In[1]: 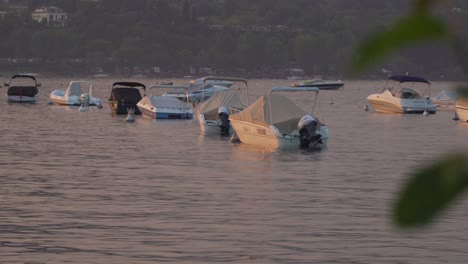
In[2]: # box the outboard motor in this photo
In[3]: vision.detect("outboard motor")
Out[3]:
[80,93,90,106]
[217,106,231,136]
[126,107,135,122]
[298,115,322,148]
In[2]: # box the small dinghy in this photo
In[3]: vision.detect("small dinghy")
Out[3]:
[49,80,102,106]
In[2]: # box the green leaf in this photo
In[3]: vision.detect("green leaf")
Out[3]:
[413,0,438,12]
[350,12,449,74]
[393,154,468,228]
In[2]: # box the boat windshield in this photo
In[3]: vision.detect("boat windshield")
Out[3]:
[395,87,422,99]
[383,79,430,97]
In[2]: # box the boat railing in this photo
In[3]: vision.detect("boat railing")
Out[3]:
[229,107,244,116]
[201,76,249,105]
[270,86,319,94]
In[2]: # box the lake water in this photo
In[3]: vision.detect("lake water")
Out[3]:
[1,78,468,264]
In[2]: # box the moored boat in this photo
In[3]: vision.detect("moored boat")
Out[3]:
[291,79,344,90]
[5,74,40,103]
[162,76,234,102]
[49,80,102,106]
[197,77,249,136]
[366,75,436,114]
[108,81,146,115]
[137,85,193,119]
[230,87,328,150]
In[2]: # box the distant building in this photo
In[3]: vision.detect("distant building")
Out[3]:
[31,6,67,27]
[251,25,271,32]
[275,25,289,31]
[231,25,246,31]
[208,24,224,31]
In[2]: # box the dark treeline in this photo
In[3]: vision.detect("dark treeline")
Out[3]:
[1,0,467,79]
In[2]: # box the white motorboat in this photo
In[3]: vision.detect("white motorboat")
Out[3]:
[108,81,146,115]
[230,87,328,150]
[291,79,344,90]
[162,76,234,102]
[197,77,249,136]
[4,74,40,102]
[137,85,193,119]
[455,98,468,122]
[366,75,436,114]
[49,81,102,106]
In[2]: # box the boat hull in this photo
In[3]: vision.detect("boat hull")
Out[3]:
[456,101,468,122]
[49,90,102,106]
[6,95,37,103]
[367,95,436,114]
[198,114,234,135]
[109,101,142,115]
[138,105,193,119]
[230,119,328,149]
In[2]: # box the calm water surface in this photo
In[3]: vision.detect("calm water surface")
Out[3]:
[1,78,468,264]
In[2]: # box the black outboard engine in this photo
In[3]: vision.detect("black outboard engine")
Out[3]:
[298,115,322,148]
[217,106,231,136]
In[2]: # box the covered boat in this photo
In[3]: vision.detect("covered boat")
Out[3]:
[4,74,40,102]
[137,85,193,119]
[366,75,436,114]
[197,77,249,136]
[108,82,146,115]
[198,90,246,136]
[49,81,102,106]
[230,87,328,149]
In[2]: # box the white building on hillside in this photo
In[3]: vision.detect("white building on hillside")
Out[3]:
[31,6,67,27]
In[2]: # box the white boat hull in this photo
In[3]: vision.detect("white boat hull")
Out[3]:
[230,119,328,149]
[7,95,38,102]
[198,113,234,135]
[456,103,468,122]
[367,94,436,114]
[137,103,193,119]
[49,89,102,106]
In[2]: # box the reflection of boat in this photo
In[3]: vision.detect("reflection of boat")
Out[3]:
[431,89,457,109]
[366,75,436,114]
[137,85,193,119]
[108,82,146,115]
[455,98,468,122]
[162,76,234,102]
[198,77,248,136]
[49,81,102,106]
[4,74,40,102]
[230,87,328,150]
[291,79,344,90]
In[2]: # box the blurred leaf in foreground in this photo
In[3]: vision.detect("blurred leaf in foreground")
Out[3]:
[413,0,438,12]
[393,154,468,228]
[350,12,449,74]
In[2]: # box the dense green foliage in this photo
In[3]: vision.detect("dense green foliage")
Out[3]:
[351,0,468,229]
[1,0,467,77]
